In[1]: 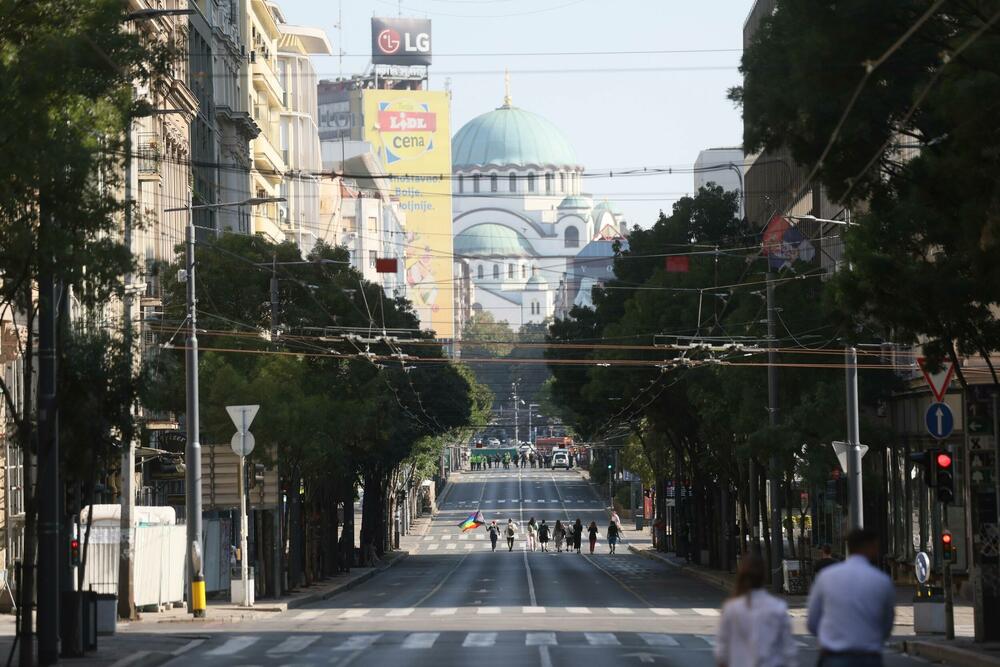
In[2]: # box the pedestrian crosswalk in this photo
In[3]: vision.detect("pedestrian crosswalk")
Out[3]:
[284,605,721,621]
[189,630,814,658]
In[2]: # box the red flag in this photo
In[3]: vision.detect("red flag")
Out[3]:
[375,258,398,274]
[665,256,690,273]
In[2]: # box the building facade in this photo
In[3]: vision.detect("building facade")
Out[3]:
[451,93,626,331]
[693,147,744,219]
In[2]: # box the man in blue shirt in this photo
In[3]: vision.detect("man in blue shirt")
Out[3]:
[807,528,895,666]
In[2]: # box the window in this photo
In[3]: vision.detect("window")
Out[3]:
[531,301,540,315]
[477,264,484,279]
[508,263,515,278]
[527,173,536,193]
[564,226,580,248]
[509,172,517,192]
[521,264,527,278]
[473,174,481,193]
[560,173,566,193]
[493,264,500,280]
[545,173,553,194]
[458,174,464,193]
[369,250,377,267]
[491,174,498,192]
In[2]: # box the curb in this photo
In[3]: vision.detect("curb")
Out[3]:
[628,545,732,592]
[902,640,1000,667]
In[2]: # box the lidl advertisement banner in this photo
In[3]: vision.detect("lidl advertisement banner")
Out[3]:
[362,90,453,338]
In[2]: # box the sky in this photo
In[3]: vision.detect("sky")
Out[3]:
[276,0,750,228]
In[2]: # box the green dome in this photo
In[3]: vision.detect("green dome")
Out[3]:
[559,195,593,210]
[455,224,536,257]
[526,273,548,289]
[453,105,580,170]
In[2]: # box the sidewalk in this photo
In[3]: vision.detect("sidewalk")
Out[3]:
[0,550,409,666]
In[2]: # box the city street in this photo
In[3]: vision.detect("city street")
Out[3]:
[115,470,928,667]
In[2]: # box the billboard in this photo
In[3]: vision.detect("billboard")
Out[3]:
[362,90,453,338]
[371,17,432,65]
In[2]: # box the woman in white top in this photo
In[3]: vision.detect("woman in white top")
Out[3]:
[715,553,797,667]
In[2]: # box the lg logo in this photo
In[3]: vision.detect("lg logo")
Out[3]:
[378,28,430,55]
[377,28,401,55]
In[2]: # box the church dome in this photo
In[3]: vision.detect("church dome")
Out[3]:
[453,105,580,171]
[526,272,549,289]
[558,195,593,210]
[455,223,536,257]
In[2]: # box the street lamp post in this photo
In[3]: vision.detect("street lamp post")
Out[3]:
[527,403,540,448]
[164,196,284,617]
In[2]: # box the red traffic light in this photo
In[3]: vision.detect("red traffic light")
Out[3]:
[70,539,79,550]
[936,453,952,468]
[942,532,953,545]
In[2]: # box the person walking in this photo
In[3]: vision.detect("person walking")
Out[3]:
[572,519,583,553]
[553,520,566,553]
[587,521,599,554]
[505,518,519,552]
[814,544,837,575]
[526,517,538,552]
[486,520,501,552]
[714,553,797,667]
[606,520,620,554]
[807,528,895,667]
[538,520,550,552]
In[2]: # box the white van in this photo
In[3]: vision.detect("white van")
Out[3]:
[551,449,569,469]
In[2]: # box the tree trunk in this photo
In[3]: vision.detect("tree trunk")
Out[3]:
[18,298,36,667]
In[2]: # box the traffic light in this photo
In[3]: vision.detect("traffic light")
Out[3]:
[941,530,954,562]
[70,538,80,566]
[251,463,266,488]
[909,449,939,487]
[935,450,954,503]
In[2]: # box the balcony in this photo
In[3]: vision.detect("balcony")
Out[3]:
[253,212,284,244]
[253,133,286,177]
[252,57,284,108]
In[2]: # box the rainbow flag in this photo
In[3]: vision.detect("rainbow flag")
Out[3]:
[458,510,486,532]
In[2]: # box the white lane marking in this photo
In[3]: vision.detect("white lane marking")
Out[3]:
[523,549,538,606]
[650,608,678,616]
[339,609,370,619]
[332,634,382,651]
[402,632,440,649]
[794,638,809,647]
[268,635,320,654]
[459,534,469,541]
[640,633,680,647]
[540,645,554,667]
[477,606,501,615]
[171,639,206,656]
[423,536,434,541]
[693,608,720,617]
[446,543,458,551]
[386,607,415,617]
[205,636,259,656]
[498,499,506,503]
[696,634,717,647]
[584,632,620,646]
[608,607,634,615]
[441,535,452,541]
[464,544,474,550]
[431,607,457,616]
[427,544,439,551]
[463,632,497,647]
[295,610,325,620]
[526,632,557,646]
[522,606,547,614]
[566,607,591,614]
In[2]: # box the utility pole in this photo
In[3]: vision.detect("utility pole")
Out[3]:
[268,260,282,598]
[184,212,206,617]
[118,120,137,622]
[37,211,60,665]
[845,347,864,529]
[766,272,784,593]
[513,382,519,445]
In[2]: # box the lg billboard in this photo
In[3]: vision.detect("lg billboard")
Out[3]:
[371,17,432,65]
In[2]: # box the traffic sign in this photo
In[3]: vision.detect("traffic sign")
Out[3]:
[918,357,955,402]
[925,402,954,439]
[832,440,869,473]
[226,404,259,433]
[915,551,931,584]
[231,431,255,457]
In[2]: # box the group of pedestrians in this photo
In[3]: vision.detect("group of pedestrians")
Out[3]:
[483,514,622,554]
[714,528,895,667]
[469,451,560,470]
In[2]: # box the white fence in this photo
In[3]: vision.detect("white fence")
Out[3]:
[79,525,186,608]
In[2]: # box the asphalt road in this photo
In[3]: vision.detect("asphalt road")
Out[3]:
[145,469,927,667]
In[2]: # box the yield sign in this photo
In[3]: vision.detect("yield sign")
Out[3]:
[832,440,869,473]
[917,357,955,402]
[226,404,260,433]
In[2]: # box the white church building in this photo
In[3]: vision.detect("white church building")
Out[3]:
[452,90,627,331]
